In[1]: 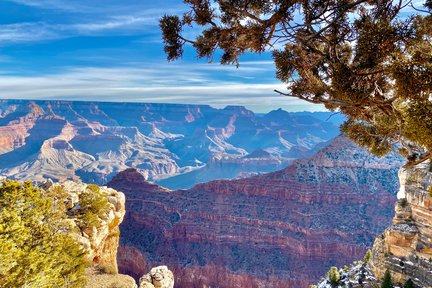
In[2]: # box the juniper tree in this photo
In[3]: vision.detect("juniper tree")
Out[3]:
[381,269,394,288]
[0,180,87,287]
[160,0,432,166]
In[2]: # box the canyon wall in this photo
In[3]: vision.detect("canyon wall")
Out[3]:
[109,136,403,288]
[370,163,432,287]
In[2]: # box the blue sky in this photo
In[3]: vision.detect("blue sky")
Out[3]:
[0,0,327,112]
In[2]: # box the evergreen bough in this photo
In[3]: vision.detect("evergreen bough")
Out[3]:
[160,0,432,167]
[381,269,394,288]
[0,180,87,287]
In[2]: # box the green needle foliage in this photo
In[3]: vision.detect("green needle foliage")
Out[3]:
[160,0,432,166]
[0,180,87,288]
[381,269,394,288]
[77,184,111,229]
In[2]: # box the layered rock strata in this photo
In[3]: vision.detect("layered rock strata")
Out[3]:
[109,136,403,287]
[370,163,432,287]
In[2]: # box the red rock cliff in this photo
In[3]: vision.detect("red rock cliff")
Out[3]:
[108,137,403,288]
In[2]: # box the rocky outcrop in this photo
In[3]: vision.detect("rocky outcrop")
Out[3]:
[139,266,174,288]
[109,136,403,288]
[42,181,126,273]
[84,267,137,288]
[370,163,432,287]
[315,260,378,288]
[39,180,175,288]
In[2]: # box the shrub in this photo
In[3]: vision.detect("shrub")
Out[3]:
[403,279,414,288]
[363,249,372,263]
[400,198,408,208]
[77,184,111,229]
[328,266,340,287]
[0,180,87,287]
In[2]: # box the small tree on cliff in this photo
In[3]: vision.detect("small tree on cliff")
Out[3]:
[0,180,87,287]
[160,0,432,166]
[328,266,340,287]
[381,269,394,288]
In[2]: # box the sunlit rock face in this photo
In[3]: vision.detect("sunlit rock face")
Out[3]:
[43,181,126,273]
[0,100,342,186]
[370,163,432,287]
[109,136,403,288]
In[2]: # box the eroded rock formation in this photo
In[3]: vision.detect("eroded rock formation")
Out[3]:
[109,136,403,288]
[0,100,342,186]
[139,266,174,288]
[370,163,432,287]
[42,181,126,273]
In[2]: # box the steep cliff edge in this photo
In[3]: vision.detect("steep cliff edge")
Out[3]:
[316,163,432,288]
[43,181,126,273]
[39,180,139,287]
[370,163,432,287]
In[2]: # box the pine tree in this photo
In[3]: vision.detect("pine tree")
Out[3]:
[381,269,394,288]
[0,180,88,287]
[160,1,432,166]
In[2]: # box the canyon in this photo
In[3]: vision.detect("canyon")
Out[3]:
[108,136,403,288]
[0,100,342,187]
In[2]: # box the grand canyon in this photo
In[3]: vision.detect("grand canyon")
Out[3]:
[0,100,422,287]
[0,99,342,187]
[108,136,403,287]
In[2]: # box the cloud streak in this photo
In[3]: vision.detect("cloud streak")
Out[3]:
[0,64,324,112]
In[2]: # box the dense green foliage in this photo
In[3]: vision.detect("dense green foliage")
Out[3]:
[160,0,432,165]
[381,269,394,288]
[403,279,414,288]
[327,266,340,287]
[77,184,111,229]
[0,180,87,287]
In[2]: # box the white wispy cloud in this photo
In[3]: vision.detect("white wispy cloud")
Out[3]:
[0,1,183,45]
[0,64,324,112]
[0,22,59,44]
[5,0,83,11]
[0,16,158,45]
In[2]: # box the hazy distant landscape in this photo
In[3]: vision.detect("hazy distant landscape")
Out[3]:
[0,99,343,188]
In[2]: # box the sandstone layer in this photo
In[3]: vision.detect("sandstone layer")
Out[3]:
[370,163,432,287]
[109,136,403,288]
